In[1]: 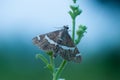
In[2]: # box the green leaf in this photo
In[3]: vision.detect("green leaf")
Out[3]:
[75,8,82,16]
[69,5,82,19]
[36,54,49,65]
[68,11,75,19]
[70,5,78,11]
[75,25,87,45]
[46,64,53,72]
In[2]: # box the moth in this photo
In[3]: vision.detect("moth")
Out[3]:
[32,26,81,63]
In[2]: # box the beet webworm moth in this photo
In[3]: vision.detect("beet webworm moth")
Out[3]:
[32,26,81,63]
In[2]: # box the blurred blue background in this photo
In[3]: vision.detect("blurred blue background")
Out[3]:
[0,0,120,80]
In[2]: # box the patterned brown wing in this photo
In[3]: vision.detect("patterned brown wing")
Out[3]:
[58,46,81,63]
[32,26,81,63]
[46,30,62,43]
[56,29,75,47]
[32,30,62,57]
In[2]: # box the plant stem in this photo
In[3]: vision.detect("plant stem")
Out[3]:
[53,1,77,80]
[53,60,67,80]
[53,9,76,80]
[72,18,75,42]
[50,56,54,73]
[52,17,76,80]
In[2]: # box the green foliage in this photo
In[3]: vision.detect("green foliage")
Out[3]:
[36,54,49,65]
[68,1,83,42]
[68,1,86,45]
[75,25,87,45]
[69,5,82,20]
[36,53,54,72]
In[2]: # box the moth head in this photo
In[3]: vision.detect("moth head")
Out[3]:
[63,25,69,31]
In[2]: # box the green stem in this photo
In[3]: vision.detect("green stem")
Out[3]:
[53,1,77,80]
[72,19,76,42]
[50,56,54,73]
[53,11,76,80]
[53,60,67,80]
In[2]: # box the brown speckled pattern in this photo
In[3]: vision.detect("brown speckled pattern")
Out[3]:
[32,27,81,63]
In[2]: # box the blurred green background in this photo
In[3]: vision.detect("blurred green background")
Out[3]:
[0,0,120,80]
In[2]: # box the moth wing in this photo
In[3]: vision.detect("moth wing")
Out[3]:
[74,54,81,63]
[56,30,75,47]
[46,30,62,43]
[32,30,61,54]
[59,47,81,63]
[32,28,81,63]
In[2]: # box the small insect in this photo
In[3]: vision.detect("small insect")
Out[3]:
[32,26,81,63]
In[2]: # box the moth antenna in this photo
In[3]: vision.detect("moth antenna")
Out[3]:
[53,27,63,29]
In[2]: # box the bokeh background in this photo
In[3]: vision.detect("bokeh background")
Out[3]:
[0,0,120,80]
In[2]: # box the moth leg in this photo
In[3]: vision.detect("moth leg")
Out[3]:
[74,55,81,63]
